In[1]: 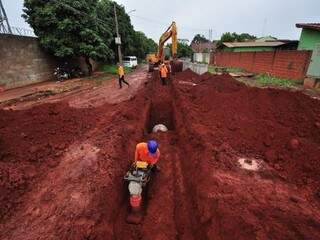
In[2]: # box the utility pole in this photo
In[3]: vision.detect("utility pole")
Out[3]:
[114,4,122,65]
[0,0,12,34]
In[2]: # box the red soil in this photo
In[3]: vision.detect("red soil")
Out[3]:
[0,68,320,240]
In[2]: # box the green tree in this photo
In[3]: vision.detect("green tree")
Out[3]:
[191,34,210,44]
[217,32,257,47]
[166,42,193,58]
[128,31,157,60]
[97,1,157,62]
[23,0,113,75]
[97,0,136,61]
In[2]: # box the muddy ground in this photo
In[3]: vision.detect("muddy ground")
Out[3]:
[0,66,320,240]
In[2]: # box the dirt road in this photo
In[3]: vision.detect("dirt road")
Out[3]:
[1,67,320,239]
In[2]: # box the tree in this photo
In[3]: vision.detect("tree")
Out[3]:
[128,31,157,60]
[23,0,113,75]
[97,0,135,61]
[166,42,193,58]
[217,32,257,47]
[191,34,210,44]
[96,1,157,61]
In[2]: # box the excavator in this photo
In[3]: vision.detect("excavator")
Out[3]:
[146,21,183,73]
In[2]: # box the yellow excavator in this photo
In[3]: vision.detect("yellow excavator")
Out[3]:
[147,21,182,72]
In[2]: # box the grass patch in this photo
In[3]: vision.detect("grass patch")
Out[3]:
[208,65,216,73]
[98,64,133,75]
[208,65,243,73]
[257,74,299,87]
[225,67,243,73]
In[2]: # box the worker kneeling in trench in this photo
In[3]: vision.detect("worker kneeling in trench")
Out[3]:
[124,140,160,223]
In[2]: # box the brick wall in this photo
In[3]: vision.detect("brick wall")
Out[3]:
[0,34,58,89]
[0,34,99,90]
[213,50,312,80]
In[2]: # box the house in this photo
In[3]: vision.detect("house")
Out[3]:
[296,23,320,51]
[296,23,320,83]
[219,39,298,52]
[191,42,217,63]
[191,41,217,53]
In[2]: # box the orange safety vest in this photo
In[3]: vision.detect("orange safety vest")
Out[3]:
[118,66,124,77]
[160,65,168,78]
[134,142,160,165]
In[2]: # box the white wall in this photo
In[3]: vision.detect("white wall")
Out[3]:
[193,53,210,64]
[182,61,208,75]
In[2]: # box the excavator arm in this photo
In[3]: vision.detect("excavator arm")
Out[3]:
[147,21,182,73]
[156,21,177,62]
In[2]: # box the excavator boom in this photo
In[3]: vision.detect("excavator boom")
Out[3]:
[147,21,182,73]
[156,21,177,62]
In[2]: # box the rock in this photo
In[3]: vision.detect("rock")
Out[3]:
[287,138,300,150]
[304,78,317,88]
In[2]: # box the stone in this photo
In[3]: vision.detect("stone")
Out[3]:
[287,138,300,150]
[303,78,317,88]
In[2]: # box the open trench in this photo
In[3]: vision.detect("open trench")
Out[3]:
[111,71,207,240]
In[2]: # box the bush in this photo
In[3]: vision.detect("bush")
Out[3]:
[257,74,298,87]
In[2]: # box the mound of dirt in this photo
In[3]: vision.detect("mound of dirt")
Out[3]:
[0,103,100,220]
[1,67,320,240]
[173,70,320,239]
[175,71,320,186]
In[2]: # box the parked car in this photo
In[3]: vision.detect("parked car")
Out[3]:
[123,56,138,68]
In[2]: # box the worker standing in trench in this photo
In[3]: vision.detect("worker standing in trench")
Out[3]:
[117,63,130,89]
[159,63,169,85]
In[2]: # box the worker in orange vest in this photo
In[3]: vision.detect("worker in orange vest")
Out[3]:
[117,63,130,89]
[134,140,160,167]
[159,63,168,85]
[129,140,160,213]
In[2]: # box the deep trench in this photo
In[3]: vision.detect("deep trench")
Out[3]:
[111,71,208,240]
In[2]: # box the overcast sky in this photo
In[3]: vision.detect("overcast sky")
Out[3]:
[3,0,320,42]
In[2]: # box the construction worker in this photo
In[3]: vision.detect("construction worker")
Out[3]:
[134,140,160,170]
[117,63,130,89]
[159,63,168,85]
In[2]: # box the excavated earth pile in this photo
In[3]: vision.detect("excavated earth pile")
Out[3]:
[173,70,320,239]
[0,68,320,240]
